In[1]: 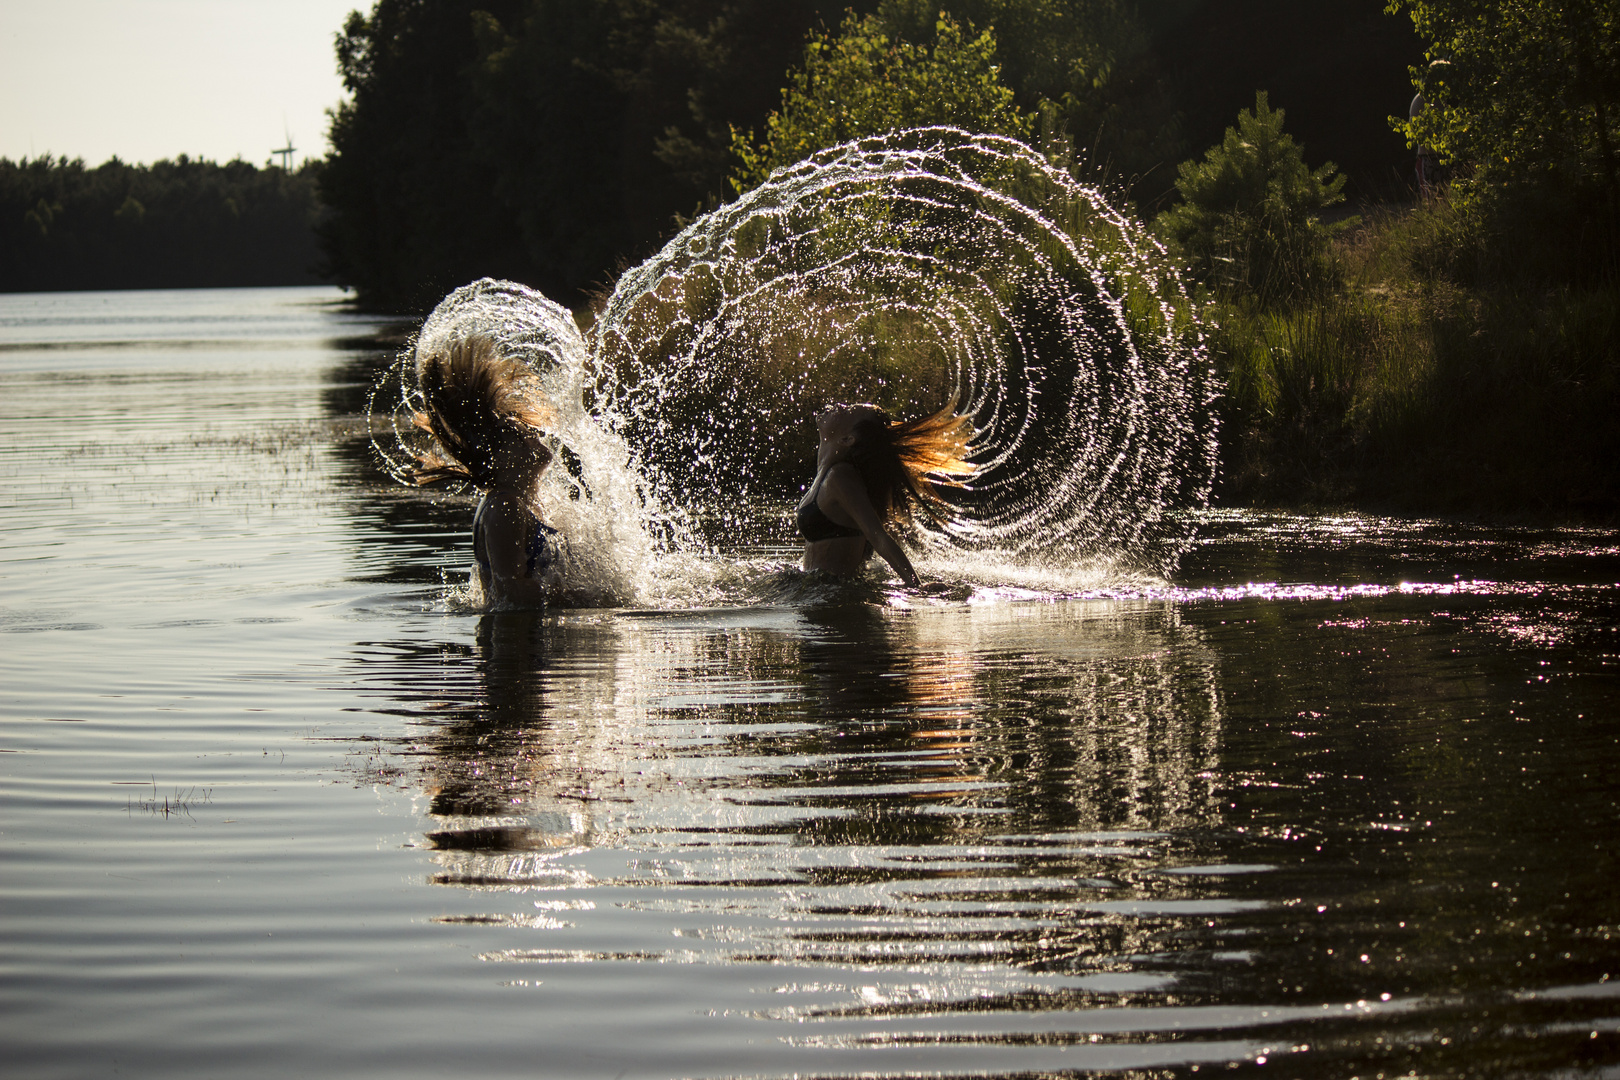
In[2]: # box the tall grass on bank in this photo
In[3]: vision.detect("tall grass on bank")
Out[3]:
[1210,197,1620,516]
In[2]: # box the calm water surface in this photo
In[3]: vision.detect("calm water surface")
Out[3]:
[2,287,1617,1078]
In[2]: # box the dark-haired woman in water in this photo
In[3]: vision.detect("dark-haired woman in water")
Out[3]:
[796,402,976,586]
[412,334,563,608]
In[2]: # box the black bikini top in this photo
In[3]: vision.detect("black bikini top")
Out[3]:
[796,474,864,542]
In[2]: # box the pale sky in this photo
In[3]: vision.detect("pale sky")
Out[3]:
[2,0,365,167]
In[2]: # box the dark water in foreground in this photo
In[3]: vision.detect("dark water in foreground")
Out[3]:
[2,287,1617,1079]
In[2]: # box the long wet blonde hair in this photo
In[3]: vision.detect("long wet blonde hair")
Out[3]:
[411,334,554,489]
[844,398,978,529]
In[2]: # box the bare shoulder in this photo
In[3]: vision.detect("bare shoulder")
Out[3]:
[478,491,529,541]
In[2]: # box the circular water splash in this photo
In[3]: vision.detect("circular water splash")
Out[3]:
[374,127,1219,601]
[590,127,1218,574]
[370,279,691,605]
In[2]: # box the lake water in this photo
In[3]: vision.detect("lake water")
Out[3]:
[2,286,1617,1079]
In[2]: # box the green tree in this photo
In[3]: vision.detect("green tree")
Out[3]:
[1388,0,1619,282]
[1156,92,1351,305]
[1389,0,1619,198]
[728,12,1033,194]
[875,0,1189,191]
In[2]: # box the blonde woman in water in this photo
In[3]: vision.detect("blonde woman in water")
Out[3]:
[796,401,977,586]
[412,334,563,607]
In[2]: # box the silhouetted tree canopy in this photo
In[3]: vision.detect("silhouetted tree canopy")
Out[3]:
[875,0,1423,207]
[316,0,1423,312]
[729,12,1033,193]
[1,156,323,293]
[319,0,878,312]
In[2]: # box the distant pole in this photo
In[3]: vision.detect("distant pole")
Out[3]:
[272,127,296,170]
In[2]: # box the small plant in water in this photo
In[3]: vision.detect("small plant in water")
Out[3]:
[345,741,409,787]
[126,778,212,819]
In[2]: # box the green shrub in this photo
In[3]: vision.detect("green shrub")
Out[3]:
[1156,92,1353,307]
[1208,202,1620,515]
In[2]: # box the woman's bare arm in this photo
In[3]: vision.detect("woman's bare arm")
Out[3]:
[819,464,920,586]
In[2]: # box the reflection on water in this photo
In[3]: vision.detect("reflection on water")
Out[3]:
[365,597,1223,843]
[3,288,1617,1079]
[355,601,1234,1029]
[345,573,1620,1076]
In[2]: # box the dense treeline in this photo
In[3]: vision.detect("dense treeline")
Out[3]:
[320,0,882,312]
[866,0,1422,207]
[320,0,1423,312]
[1,157,324,293]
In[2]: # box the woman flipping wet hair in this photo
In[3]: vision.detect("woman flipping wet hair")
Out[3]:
[412,334,563,607]
[796,401,977,586]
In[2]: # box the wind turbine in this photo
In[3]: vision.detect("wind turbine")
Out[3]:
[271,124,296,170]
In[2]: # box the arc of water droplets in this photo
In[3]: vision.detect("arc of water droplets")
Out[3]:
[590,126,1219,575]
[378,127,1220,594]
[373,278,686,604]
